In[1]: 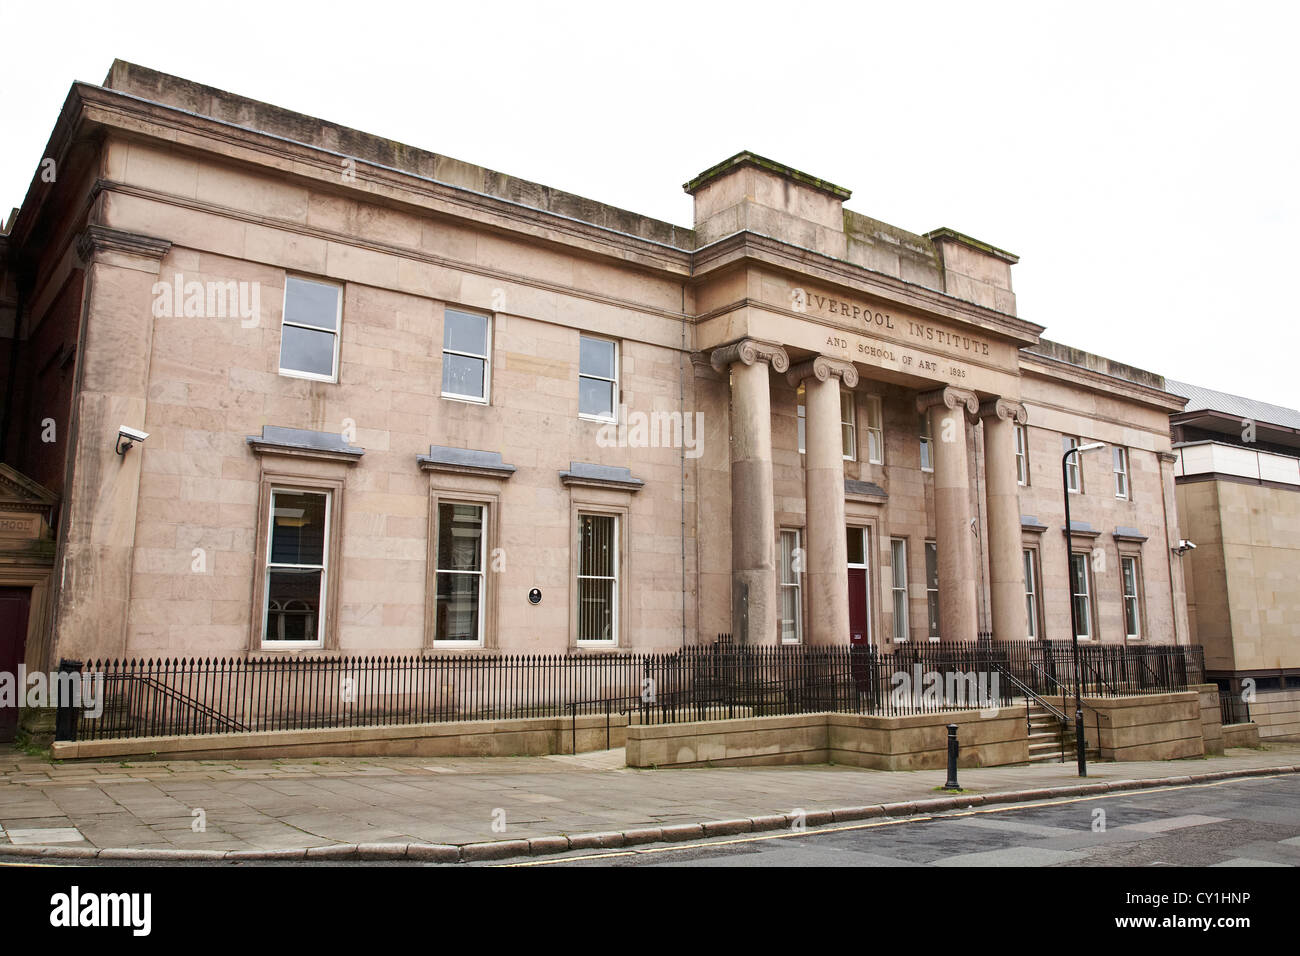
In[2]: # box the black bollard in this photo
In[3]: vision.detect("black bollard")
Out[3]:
[54,659,84,742]
[944,723,959,790]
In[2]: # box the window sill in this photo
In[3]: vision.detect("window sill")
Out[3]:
[279,368,338,384]
[441,393,490,406]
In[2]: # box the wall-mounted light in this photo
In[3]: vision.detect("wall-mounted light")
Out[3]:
[116,425,149,456]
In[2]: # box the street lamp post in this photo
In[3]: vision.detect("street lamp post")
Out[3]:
[1062,441,1105,777]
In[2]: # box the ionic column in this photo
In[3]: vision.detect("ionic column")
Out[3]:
[980,398,1029,641]
[710,339,789,644]
[787,356,858,645]
[917,386,980,642]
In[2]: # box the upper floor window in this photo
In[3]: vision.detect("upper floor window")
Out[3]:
[442,309,491,403]
[1070,551,1093,639]
[890,537,909,641]
[840,390,857,461]
[279,277,342,382]
[1023,548,1040,640]
[1063,436,1083,493]
[1113,446,1130,499]
[866,396,884,465]
[919,415,934,472]
[925,541,940,639]
[1015,423,1029,486]
[579,336,618,421]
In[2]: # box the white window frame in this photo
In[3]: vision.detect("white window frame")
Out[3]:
[1015,423,1029,486]
[278,277,342,383]
[779,528,803,644]
[576,512,619,645]
[1113,446,1130,500]
[890,537,909,642]
[1070,551,1093,640]
[1063,436,1082,493]
[920,414,934,473]
[578,335,619,423]
[1023,548,1039,640]
[262,487,331,649]
[441,308,492,404]
[840,389,857,461]
[432,501,488,646]
[1121,554,1142,641]
[925,540,940,640]
[866,395,884,465]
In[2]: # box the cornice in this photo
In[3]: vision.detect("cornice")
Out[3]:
[689,230,1044,347]
[1019,352,1187,413]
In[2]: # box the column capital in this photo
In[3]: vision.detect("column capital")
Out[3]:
[916,386,979,423]
[709,338,790,375]
[786,355,859,389]
[978,398,1028,424]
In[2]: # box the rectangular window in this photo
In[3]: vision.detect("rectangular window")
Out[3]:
[779,529,803,644]
[796,385,806,454]
[442,309,491,402]
[890,538,909,641]
[1015,423,1029,486]
[579,336,618,421]
[433,503,486,644]
[1063,436,1082,493]
[1023,548,1039,640]
[1121,555,1142,640]
[279,277,342,381]
[866,396,884,465]
[1070,551,1093,639]
[577,513,618,643]
[840,389,857,460]
[263,489,330,646]
[920,415,933,472]
[1113,446,1130,500]
[925,541,940,639]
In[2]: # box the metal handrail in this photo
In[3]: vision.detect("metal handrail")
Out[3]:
[112,673,250,734]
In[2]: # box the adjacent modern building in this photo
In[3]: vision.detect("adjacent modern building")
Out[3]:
[1168,380,1300,739]
[0,61,1194,685]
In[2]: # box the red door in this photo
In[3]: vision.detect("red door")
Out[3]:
[848,568,869,646]
[0,588,31,741]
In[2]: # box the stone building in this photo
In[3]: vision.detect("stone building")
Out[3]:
[1168,380,1300,739]
[0,61,1191,684]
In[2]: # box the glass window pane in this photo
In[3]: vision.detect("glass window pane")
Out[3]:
[893,590,908,638]
[434,572,481,642]
[781,588,800,642]
[845,527,864,565]
[270,492,327,565]
[264,568,322,642]
[578,577,614,641]
[579,376,614,418]
[442,352,485,398]
[780,531,797,585]
[283,277,340,331]
[842,423,856,458]
[437,504,483,571]
[579,514,615,577]
[579,337,615,379]
[443,310,488,356]
[926,544,939,589]
[868,430,882,464]
[280,324,336,377]
[891,540,907,589]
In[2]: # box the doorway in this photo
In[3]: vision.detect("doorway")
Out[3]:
[846,526,872,646]
[0,587,31,741]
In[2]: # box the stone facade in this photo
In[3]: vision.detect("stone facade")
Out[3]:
[0,61,1192,671]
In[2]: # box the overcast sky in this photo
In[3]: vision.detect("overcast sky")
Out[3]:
[2,1,1296,408]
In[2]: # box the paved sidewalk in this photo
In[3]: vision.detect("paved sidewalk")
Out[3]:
[1,743,1297,861]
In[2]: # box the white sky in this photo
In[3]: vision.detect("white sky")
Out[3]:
[2,0,1296,408]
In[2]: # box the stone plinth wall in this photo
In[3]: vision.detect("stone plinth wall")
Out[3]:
[1222,723,1261,748]
[1252,689,1300,741]
[1049,692,1206,761]
[1194,683,1225,755]
[624,708,1028,770]
[50,713,632,762]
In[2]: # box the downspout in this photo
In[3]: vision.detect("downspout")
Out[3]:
[1158,452,1182,646]
[680,281,687,648]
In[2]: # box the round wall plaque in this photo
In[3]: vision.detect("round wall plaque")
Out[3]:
[528,588,542,605]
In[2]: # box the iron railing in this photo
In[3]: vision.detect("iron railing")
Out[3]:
[1219,690,1251,726]
[65,640,1204,742]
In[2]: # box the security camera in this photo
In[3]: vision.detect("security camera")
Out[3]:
[1173,539,1197,556]
[116,425,149,456]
